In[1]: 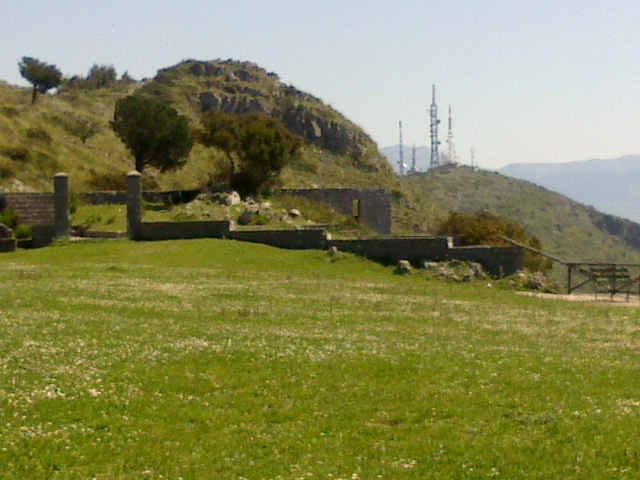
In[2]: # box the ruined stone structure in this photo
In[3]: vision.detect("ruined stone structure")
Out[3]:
[283,188,392,235]
[1,174,524,277]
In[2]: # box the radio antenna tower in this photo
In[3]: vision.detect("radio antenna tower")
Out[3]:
[446,105,457,165]
[411,144,417,173]
[398,121,404,176]
[429,84,441,169]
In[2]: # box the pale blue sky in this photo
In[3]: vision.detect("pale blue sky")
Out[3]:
[2,0,640,169]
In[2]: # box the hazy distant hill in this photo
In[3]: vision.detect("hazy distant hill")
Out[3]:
[499,155,640,223]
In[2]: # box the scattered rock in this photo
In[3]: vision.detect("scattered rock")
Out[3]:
[514,270,556,292]
[11,179,25,192]
[288,208,301,218]
[237,209,256,226]
[328,246,338,257]
[422,260,488,282]
[225,191,241,206]
[394,259,412,275]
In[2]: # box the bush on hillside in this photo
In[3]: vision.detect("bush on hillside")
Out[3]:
[0,207,18,229]
[26,127,53,145]
[0,145,29,162]
[86,170,159,192]
[437,210,553,273]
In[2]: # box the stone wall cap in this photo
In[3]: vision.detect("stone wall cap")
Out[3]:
[54,172,69,177]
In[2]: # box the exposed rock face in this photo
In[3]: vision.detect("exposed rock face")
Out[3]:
[171,59,373,158]
[199,92,271,116]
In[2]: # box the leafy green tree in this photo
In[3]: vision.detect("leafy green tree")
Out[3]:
[111,95,193,173]
[200,111,302,197]
[86,64,117,88]
[18,57,63,104]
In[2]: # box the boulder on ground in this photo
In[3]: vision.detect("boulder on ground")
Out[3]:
[237,209,256,226]
[288,208,301,218]
[394,259,412,275]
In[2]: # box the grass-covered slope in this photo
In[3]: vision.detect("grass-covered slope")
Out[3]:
[3,59,640,265]
[2,240,640,478]
[404,166,640,264]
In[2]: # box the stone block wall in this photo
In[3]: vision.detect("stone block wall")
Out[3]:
[229,228,328,250]
[138,221,231,241]
[329,236,450,265]
[448,246,525,277]
[283,188,392,235]
[0,193,55,225]
[0,238,16,253]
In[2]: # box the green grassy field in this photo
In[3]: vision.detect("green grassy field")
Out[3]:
[1,240,640,479]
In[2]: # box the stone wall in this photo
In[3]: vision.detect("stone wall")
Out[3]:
[138,221,231,241]
[329,236,450,265]
[1,193,55,225]
[283,188,392,235]
[0,238,16,253]
[229,228,328,250]
[448,246,525,277]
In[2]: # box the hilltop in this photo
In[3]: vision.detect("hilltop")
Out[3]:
[2,59,640,266]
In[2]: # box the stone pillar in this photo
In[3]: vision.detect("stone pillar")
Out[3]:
[126,171,142,240]
[54,172,70,238]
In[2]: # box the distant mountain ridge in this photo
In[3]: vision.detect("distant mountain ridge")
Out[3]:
[499,155,640,223]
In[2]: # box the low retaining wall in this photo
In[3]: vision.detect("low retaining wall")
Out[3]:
[1,193,55,225]
[329,236,450,265]
[139,221,231,241]
[448,246,525,277]
[0,238,16,253]
[229,228,328,250]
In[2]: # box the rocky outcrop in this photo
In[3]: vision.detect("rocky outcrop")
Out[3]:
[158,59,375,158]
[199,92,271,116]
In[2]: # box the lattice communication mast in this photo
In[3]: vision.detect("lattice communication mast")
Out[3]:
[398,121,404,176]
[411,144,417,174]
[446,105,457,165]
[429,84,441,169]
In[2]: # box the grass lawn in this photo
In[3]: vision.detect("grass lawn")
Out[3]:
[1,240,640,479]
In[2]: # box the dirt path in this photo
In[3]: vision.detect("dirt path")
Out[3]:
[517,291,640,307]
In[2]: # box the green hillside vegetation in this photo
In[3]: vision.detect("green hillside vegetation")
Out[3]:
[2,59,640,267]
[404,166,640,265]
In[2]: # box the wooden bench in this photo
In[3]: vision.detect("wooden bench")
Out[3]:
[588,266,632,300]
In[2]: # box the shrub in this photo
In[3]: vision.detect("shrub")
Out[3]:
[0,145,30,162]
[86,171,128,191]
[13,224,32,239]
[437,210,553,273]
[26,127,52,145]
[0,159,15,179]
[0,207,18,229]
